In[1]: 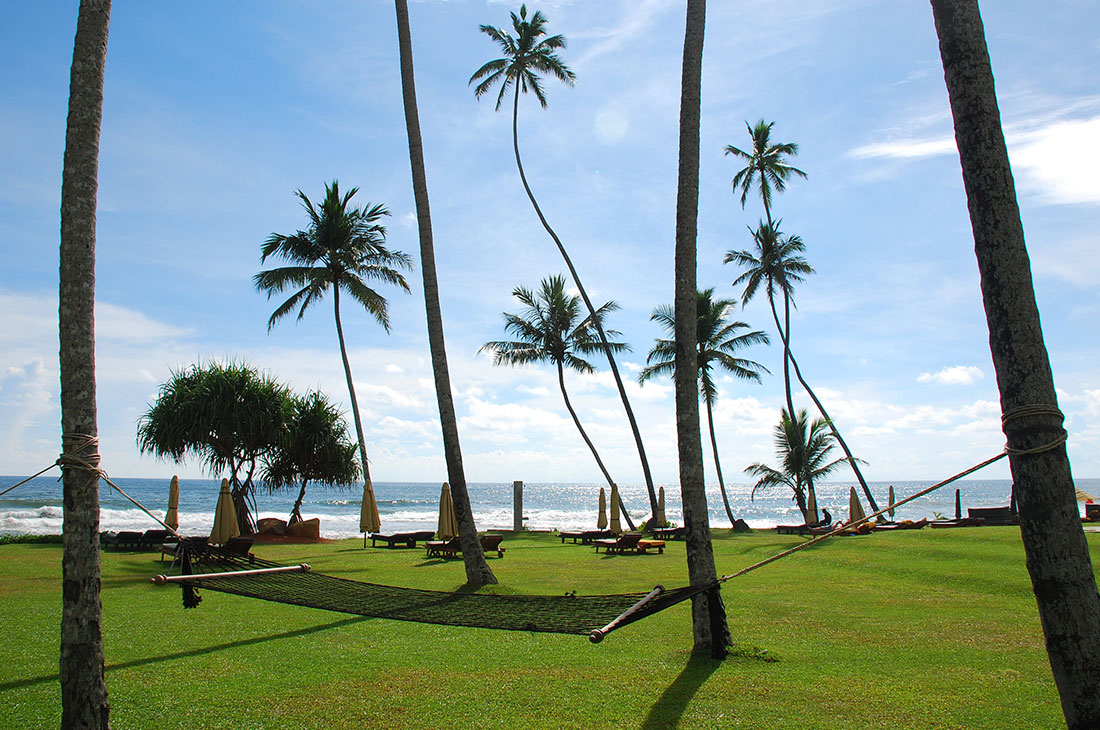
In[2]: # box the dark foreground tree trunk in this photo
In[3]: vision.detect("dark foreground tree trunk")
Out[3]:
[395,0,494,585]
[59,0,112,726]
[674,0,729,658]
[932,1,1100,725]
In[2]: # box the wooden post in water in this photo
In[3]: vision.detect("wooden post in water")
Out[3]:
[513,480,523,532]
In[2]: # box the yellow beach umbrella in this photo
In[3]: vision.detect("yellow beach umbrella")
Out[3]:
[360,479,381,547]
[848,487,866,524]
[437,483,458,540]
[609,484,622,535]
[656,485,667,527]
[887,485,896,519]
[597,487,608,530]
[1076,489,1096,502]
[164,475,180,532]
[210,478,239,545]
[806,484,819,525]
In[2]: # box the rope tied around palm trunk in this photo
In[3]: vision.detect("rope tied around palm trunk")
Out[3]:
[1001,404,1068,456]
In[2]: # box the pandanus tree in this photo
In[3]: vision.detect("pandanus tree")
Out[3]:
[137,362,293,534]
[932,0,1100,722]
[58,0,111,724]
[260,391,360,525]
[470,5,660,522]
[673,0,731,657]
[744,408,847,520]
[394,0,494,585]
[639,288,770,525]
[480,275,636,530]
[254,181,413,498]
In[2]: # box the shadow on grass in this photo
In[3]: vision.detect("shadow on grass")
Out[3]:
[641,651,722,730]
[0,615,368,692]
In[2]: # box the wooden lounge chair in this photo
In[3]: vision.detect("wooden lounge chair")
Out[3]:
[967,506,1016,526]
[102,530,145,551]
[370,530,436,548]
[651,526,686,540]
[929,517,986,528]
[776,524,810,536]
[593,532,644,555]
[559,529,613,544]
[224,536,256,564]
[425,534,506,559]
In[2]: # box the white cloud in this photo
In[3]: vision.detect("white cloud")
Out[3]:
[917,365,984,386]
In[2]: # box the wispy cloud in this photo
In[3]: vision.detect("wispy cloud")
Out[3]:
[917,366,984,386]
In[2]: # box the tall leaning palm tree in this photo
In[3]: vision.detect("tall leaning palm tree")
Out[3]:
[394,0,494,585]
[479,275,636,530]
[470,6,660,522]
[254,182,412,497]
[58,0,111,725]
[639,289,770,525]
[932,0,1100,722]
[673,0,730,658]
[724,119,806,229]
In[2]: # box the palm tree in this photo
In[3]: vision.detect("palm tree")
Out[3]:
[639,289,770,525]
[726,222,880,512]
[932,0,1100,721]
[254,181,413,498]
[394,0,494,585]
[724,119,806,228]
[744,409,847,521]
[137,361,293,534]
[673,0,730,658]
[260,391,360,525]
[480,275,636,530]
[58,0,111,724]
[470,6,660,521]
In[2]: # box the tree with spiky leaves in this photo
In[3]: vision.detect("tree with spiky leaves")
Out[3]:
[470,5,660,522]
[931,0,1100,723]
[260,391,360,525]
[394,0,494,585]
[59,0,112,725]
[639,288,769,525]
[254,181,412,501]
[745,408,848,520]
[480,275,636,530]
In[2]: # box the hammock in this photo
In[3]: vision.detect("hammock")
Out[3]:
[154,540,713,642]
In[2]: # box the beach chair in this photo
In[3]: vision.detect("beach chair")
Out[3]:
[480,533,506,558]
[559,529,613,544]
[224,536,256,564]
[593,532,643,555]
[424,537,461,558]
[651,526,686,540]
[371,530,436,548]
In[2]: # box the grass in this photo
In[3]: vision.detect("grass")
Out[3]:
[2,528,1096,729]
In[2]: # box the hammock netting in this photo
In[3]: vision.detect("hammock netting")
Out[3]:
[166,540,711,638]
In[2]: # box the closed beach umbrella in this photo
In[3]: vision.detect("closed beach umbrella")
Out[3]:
[164,475,180,532]
[848,487,866,524]
[657,485,667,527]
[437,483,458,540]
[887,485,896,519]
[609,484,622,535]
[360,479,381,547]
[955,489,962,520]
[1076,489,1096,502]
[597,487,608,530]
[210,478,239,545]
[806,485,819,525]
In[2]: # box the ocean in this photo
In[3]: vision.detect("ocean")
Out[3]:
[3,473,1098,538]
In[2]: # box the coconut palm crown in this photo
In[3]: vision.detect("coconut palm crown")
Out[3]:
[725,119,807,223]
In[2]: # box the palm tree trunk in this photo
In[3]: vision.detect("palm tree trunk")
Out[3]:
[509,85,660,522]
[289,478,308,524]
[932,1,1100,724]
[557,363,636,531]
[785,345,880,512]
[59,1,111,726]
[333,285,371,485]
[705,396,736,524]
[395,0,494,585]
[674,0,729,659]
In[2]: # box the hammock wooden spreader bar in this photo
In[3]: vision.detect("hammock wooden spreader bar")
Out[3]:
[589,584,664,643]
[151,563,312,586]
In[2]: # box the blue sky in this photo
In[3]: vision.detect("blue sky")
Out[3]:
[2,0,1097,486]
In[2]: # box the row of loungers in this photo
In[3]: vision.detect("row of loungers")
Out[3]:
[101,529,176,551]
[593,533,665,555]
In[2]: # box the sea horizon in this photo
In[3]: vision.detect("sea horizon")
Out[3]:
[4,474,1098,539]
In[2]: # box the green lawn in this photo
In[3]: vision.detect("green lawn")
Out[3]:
[2,528,1095,729]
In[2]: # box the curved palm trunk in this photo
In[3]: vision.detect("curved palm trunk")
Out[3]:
[704,396,735,524]
[333,286,371,485]
[933,1,1100,723]
[556,363,636,531]
[767,291,808,497]
[289,478,309,524]
[510,85,659,522]
[59,1,111,726]
[395,0,494,585]
[674,0,729,658]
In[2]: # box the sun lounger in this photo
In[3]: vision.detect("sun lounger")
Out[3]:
[594,534,651,556]
[559,529,613,544]
[370,530,437,548]
[872,518,929,532]
[425,534,506,559]
[776,524,810,536]
[929,517,986,528]
[102,530,145,551]
[967,506,1016,526]
[651,526,686,540]
[224,536,256,564]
